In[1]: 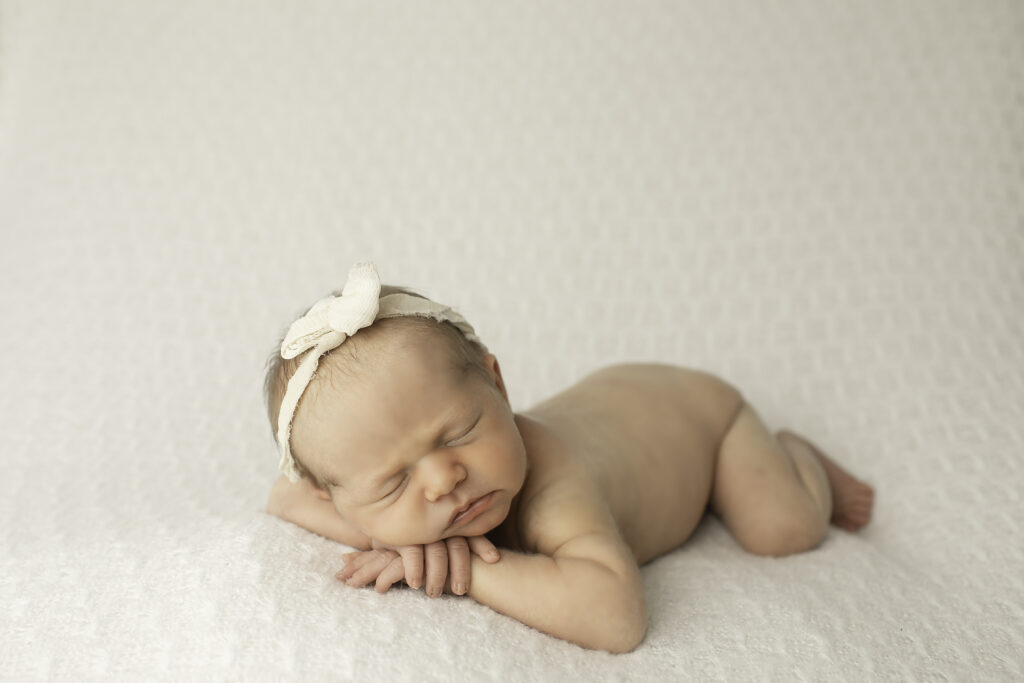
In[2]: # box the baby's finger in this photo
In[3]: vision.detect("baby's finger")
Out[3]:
[335,553,374,581]
[396,545,424,590]
[375,557,407,594]
[342,552,394,587]
[467,535,501,563]
[423,540,449,598]
[445,536,471,595]
[335,550,386,581]
[335,563,356,582]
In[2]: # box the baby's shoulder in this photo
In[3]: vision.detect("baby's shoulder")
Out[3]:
[511,418,616,554]
[518,459,614,557]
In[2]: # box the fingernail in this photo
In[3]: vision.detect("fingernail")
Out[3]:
[488,550,500,561]
[454,582,465,595]
[428,587,441,598]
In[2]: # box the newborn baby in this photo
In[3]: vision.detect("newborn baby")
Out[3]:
[264,263,874,653]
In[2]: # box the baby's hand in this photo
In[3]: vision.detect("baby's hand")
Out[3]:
[335,536,500,597]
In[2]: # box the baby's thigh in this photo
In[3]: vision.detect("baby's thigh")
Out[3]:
[709,403,822,553]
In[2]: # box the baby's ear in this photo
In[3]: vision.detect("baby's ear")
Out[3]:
[485,354,510,403]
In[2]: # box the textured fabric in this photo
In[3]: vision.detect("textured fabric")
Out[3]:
[1,0,1022,680]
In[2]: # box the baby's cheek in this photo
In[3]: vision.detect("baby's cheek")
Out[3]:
[357,509,418,546]
[341,507,377,539]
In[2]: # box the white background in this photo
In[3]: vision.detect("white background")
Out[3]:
[1,1,1021,679]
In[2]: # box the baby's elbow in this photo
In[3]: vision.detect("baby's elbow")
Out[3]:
[558,557,648,653]
[265,495,288,519]
[602,621,647,654]
[598,589,648,654]
[265,474,295,518]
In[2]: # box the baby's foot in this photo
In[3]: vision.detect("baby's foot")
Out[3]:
[777,430,875,532]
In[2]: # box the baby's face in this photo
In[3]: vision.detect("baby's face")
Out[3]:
[292,338,527,547]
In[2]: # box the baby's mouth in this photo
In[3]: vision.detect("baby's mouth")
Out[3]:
[447,491,497,530]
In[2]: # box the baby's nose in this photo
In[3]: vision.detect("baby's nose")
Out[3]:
[420,454,467,502]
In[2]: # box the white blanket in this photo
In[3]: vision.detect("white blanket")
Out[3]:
[1,1,1022,679]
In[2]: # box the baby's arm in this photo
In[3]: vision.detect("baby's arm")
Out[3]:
[467,487,647,653]
[265,474,372,549]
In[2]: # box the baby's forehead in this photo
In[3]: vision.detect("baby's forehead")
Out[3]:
[320,322,462,378]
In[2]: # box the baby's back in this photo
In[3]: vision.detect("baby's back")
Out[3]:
[519,364,743,564]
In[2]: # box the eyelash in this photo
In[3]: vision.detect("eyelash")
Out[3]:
[445,431,471,448]
[384,474,408,498]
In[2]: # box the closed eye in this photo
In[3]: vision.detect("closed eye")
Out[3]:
[383,474,408,500]
[445,413,482,447]
[445,432,471,447]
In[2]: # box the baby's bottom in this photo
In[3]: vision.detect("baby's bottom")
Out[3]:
[709,402,873,556]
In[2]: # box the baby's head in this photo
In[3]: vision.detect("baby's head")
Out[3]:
[264,265,527,547]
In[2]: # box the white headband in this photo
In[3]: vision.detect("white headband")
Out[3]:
[276,262,488,483]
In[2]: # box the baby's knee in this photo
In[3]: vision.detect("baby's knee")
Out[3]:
[740,503,827,557]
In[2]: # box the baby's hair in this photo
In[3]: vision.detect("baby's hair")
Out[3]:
[263,284,492,490]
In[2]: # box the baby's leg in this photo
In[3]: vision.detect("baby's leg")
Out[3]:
[709,402,874,556]
[776,429,875,533]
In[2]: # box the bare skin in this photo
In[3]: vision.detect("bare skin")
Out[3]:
[268,349,875,652]
[777,429,875,532]
[493,364,874,564]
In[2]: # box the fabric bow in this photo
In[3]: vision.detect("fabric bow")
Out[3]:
[280,262,381,359]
